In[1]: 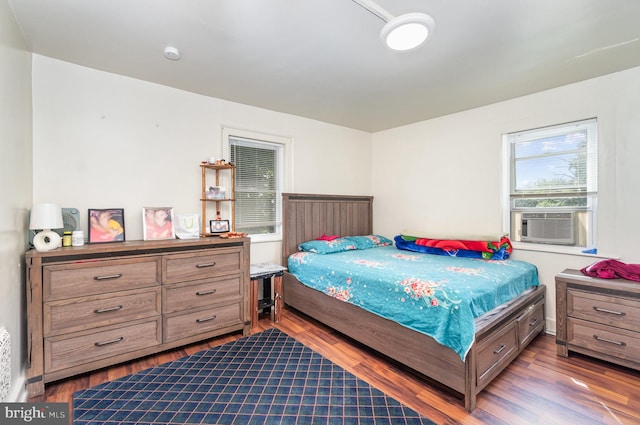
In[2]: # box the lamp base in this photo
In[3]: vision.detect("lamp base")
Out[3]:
[33,229,62,252]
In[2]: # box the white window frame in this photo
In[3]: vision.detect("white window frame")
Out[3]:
[222,128,293,243]
[502,118,598,250]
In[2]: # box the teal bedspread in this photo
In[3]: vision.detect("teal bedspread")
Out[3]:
[288,246,539,360]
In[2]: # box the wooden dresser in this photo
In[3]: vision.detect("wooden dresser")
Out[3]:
[25,237,250,397]
[556,268,640,371]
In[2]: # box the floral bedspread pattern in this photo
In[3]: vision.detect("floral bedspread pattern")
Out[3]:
[288,246,539,359]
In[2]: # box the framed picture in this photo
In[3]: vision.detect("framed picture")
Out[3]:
[210,219,230,234]
[205,186,226,200]
[88,208,125,243]
[143,207,176,241]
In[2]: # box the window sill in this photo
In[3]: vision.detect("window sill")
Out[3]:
[512,242,617,259]
[247,234,282,244]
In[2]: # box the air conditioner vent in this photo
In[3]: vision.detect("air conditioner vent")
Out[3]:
[521,212,575,245]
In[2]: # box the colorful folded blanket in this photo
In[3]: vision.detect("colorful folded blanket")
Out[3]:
[395,235,513,260]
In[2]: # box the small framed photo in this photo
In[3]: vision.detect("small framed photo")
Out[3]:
[88,208,125,243]
[206,186,226,200]
[143,207,175,241]
[210,219,230,234]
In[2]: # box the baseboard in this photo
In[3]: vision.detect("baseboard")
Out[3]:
[7,374,27,402]
[545,318,556,336]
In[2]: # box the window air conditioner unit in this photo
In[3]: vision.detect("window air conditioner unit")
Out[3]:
[521,212,575,245]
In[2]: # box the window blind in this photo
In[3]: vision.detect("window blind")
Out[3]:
[230,136,281,234]
[510,118,597,197]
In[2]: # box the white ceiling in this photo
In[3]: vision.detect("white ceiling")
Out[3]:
[8,0,640,132]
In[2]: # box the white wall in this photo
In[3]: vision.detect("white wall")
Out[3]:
[0,0,33,402]
[32,55,372,264]
[371,66,640,332]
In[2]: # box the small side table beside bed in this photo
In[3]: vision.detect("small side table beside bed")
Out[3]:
[250,263,287,328]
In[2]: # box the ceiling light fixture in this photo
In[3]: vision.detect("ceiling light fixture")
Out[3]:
[351,0,434,51]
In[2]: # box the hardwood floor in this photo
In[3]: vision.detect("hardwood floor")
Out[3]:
[31,307,640,424]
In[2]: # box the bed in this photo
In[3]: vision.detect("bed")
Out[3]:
[281,193,546,412]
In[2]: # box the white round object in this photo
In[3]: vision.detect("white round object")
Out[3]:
[380,13,435,51]
[163,46,181,61]
[33,230,62,252]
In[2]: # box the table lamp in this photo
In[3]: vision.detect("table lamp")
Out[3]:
[30,203,64,251]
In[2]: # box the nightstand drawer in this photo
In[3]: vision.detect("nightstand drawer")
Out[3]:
[568,290,640,331]
[44,317,161,374]
[163,302,242,342]
[163,274,242,313]
[163,248,242,284]
[44,258,160,300]
[568,318,640,362]
[44,287,161,336]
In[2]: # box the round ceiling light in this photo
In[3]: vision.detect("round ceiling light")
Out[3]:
[380,13,435,51]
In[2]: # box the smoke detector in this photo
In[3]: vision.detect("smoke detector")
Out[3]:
[163,46,181,61]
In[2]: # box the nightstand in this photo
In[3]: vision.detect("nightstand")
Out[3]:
[556,268,640,371]
[250,263,286,327]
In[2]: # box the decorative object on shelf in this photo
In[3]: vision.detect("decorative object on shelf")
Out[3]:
[210,219,230,234]
[29,203,64,252]
[206,186,226,200]
[62,231,72,247]
[175,214,200,239]
[72,230,84,246]
[88,208,125,243]
[30,206,80,247]
[220,231,247,239]
[59,207,80,235]
[142,207,175,241]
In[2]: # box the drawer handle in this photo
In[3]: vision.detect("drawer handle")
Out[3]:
[493,344,506,355]
[94,305,124,314]
[196,315,217,323]
[593,306,626,316]
[196,262,216,269]
[196,289,217,296]
[94,336,124,347]
[593,335,627,347]
[93,273,123,281]
[529,318,539,327]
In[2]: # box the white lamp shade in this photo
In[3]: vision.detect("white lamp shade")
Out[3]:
[29,203,64,230]
[380,13,435,51]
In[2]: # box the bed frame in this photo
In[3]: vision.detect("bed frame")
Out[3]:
[281,193,546,412]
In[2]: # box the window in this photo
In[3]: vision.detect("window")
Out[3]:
[504,119,597,247]
[223,129,291,242]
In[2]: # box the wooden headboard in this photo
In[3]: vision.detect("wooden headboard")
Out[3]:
[281,193,373,265]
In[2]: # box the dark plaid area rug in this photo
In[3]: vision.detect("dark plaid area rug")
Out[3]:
[73,328,435,424]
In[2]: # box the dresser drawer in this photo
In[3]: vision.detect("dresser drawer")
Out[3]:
[163,302,242,342]
[568,289,640,332]
[476,321,518,388]
[163,274,242,313]
[163,248,242,284]
[518,300,545,347]
[568,318,640,363]
[44,317,161,374]
[44,257,160,301]
[44,287,161,336]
